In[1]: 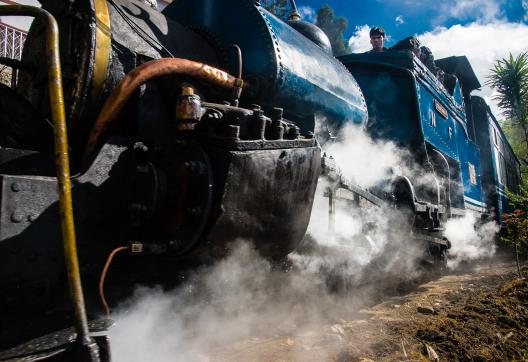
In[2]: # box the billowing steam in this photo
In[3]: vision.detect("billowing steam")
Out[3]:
[310,122,499,271]
[322,123,407,188]
[444,213,499,268]
[110,242,360,362]
[110,122,499,360]
[302,122,423,280]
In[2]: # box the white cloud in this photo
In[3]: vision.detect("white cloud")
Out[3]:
[395,15,404,26]
[418,22,528,120]
[435,0,505,24]
[347,24,372,53]
[298,5,315,22]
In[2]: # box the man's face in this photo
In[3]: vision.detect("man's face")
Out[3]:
[370,34,384,51]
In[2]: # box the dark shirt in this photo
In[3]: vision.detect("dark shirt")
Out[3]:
[367,47,388,53]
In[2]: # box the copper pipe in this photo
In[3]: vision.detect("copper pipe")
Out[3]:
[99,246,129,318]
[231,44,243,79]
[0,6,97,359]
[84,58,242,159]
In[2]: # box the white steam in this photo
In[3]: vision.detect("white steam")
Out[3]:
[322,123,407,188]
[302,122,424,281]
[110,242,358,361]
[109,122,501,360]
[444,213,499,268]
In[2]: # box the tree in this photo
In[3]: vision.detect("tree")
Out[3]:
[502,119,528,185]
[501,187,528,278]
[315,4,350,56]
[262,0,289,19]
[263,2,352,57]
[487,52,528,151]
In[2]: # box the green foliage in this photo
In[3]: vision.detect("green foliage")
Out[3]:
[502,119,528,186]
[501,187,528,276]
[487,52,528,152]
[506,186,528,210]
[262,2,351,57]
[315,4,350,56]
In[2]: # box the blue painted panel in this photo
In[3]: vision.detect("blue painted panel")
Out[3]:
[456,130,484,209]
[452,79,464,109]
[164,0,367,130]
[489,121,511,221]
[417,80,485,211]
[417,83,459,160]
[352,70,421,147]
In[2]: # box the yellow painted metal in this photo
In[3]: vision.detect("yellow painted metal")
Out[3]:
[0,5,95,353]
[91,0,111,99]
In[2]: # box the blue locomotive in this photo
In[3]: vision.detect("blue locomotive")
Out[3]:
[339,49,520,226]
[0,0,520,360]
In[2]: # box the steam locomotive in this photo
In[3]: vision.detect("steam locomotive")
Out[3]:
[0,0,520,360]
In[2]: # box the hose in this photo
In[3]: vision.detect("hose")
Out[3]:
[84,57,243,159]
[99,246,129,318]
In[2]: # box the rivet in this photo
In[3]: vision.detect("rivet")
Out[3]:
[11,183,21,192]
[11,211,24,223]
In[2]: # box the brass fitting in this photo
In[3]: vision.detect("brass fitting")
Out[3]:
[175,86,202,130]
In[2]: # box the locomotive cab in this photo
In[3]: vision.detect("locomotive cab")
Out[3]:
[340,49,487,233]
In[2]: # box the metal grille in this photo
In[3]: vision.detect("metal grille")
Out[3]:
[0,21,27,60]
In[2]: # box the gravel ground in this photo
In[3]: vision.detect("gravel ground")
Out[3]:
[212,260,528,362]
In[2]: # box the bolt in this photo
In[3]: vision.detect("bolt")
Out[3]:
[184,161,195,171]
[174,139,188,146]
[11,211,24,223]
[133,142,149,153]
[185,161,206,174]
[206,110,222,120]
[11,183,21,192]
[130,203,147,213]
[187,207,202,215]
[136,165,149,173]
[27,214,38,222]
[271,107,283,121]
[287,125,300,140]
[228,125,240,140]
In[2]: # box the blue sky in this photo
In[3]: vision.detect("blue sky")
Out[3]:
[2,0,528,118]
[297,0,527,46]
[295,0,528,118]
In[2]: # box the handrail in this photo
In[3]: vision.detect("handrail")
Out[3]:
[0,6,99,361]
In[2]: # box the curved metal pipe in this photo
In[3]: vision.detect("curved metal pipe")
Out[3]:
[231,44,243,79]
[0,5,98,360]
[84,57,243,159]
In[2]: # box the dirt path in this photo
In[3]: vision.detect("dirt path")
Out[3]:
[213,261,528,361]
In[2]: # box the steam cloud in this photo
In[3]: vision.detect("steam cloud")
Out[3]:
[110,242,361,361]
[444,213,499,269]
[302,123,424,282]
[110,123,499,360]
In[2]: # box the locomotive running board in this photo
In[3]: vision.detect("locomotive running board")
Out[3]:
[321,153,386,207]
[0,319,113,362]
